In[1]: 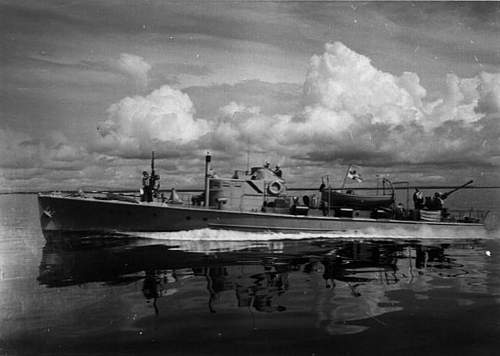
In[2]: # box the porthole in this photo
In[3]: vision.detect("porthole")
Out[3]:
[186,216,191,220]
[203,217,208,221]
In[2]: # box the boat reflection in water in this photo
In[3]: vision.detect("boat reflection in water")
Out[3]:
[38,232,490,335]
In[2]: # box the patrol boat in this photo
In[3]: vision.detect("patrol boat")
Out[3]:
[38,153,488,239]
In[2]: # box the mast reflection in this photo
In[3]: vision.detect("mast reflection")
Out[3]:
[38,232,487,330]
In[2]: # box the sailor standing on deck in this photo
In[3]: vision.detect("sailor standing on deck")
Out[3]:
[413,188,424,209]
[141,171,150,202]
[274,165,282,178]
[152,174,160,198]
[431,192,445,210]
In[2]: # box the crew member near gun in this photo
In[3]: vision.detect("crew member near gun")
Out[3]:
[431,192,445,210]
[413,188,424,209]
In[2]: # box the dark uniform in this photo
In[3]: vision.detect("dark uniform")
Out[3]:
[274,165,282,178]
[141,172,151,202]
[413,189,424,209]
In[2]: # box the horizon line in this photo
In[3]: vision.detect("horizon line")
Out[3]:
[2,185,500,195]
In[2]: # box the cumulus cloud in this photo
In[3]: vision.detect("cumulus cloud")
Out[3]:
[4,43,500,191]
[0,129,88,171]
[198,42,499,169]
[219,101,260,118]
[279,43,498,166]
[117,53,152,89]
[0,128,93,191]
[303,42,426,127]
[477,72,500,114]
[95,42,499,184]
[0,129,39,170]
[97,85,210,157]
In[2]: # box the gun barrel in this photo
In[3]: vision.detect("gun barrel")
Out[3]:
[443,180,473,198]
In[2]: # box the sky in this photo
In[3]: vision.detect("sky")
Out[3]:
[0,0,499,192]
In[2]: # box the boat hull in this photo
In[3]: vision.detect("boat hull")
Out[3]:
[38,194,486,239]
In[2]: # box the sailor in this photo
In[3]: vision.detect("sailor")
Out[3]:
[191,192,205,206]
[152,174,161,198]
[141,171,150,202]
[319,178,326,192]
[413,188,424,209]
[142,171,149,187]
[264,161,270,169]
[274,165,283,178]
[424,196,432,209]
[431,192,444,210]
[145,172,157,202]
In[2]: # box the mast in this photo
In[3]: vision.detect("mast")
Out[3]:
[245,138,250,175]
[149,151,156,201]
[246,148,250,175]
[151,151,155,178]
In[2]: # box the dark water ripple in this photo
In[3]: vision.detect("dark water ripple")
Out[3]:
[0,195,499,356]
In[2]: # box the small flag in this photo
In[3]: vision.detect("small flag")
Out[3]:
[347,169,363,182]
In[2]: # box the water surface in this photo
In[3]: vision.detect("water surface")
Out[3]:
[1,194,499,356]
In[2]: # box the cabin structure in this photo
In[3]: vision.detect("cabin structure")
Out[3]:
[208,166,292,213]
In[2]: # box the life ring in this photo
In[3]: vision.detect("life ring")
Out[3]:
[268,180,284,195]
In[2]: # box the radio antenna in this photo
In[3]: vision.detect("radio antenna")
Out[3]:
[246,138,250,174]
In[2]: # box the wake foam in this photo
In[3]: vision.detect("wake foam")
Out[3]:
[128,228,402,242]
[126,225,491,242]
